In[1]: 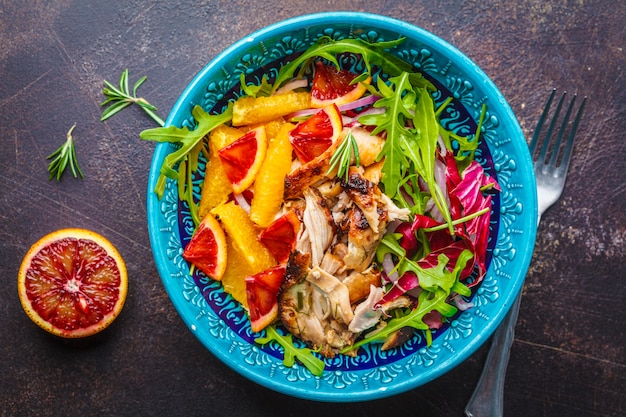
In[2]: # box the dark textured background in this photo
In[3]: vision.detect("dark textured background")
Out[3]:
[1,1,624,416]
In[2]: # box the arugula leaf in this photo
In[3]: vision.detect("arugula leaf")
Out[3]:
[359,72,415,198]
[140,103,233,225]
[359,74,453,232]
[271,37,416,93]
[414,87,453,231]
[239,73,273,98]
[343,288,457,353]
[377,233,472,296]
[255,325,326,377]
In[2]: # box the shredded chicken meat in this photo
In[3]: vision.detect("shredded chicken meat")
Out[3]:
[279,128,410,357]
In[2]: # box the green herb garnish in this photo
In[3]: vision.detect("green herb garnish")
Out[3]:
[140,104,233,225]
[101,69,164,127]
[327,130,360,181]
[255,325,325,377]
[47,123,84,181]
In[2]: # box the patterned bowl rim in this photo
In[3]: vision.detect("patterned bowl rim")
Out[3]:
[147,11,538,402]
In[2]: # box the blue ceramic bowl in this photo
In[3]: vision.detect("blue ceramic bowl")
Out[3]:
[147,12,537,402]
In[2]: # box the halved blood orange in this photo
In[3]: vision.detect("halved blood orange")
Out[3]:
[218,126,267,194]
[258,210,301,264]
[182,213,227,280]
[17,228,128,338]
[310,61,370,108]
[289,104,343,164]
[245,264,286,332]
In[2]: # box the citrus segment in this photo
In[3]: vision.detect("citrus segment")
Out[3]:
[245,264,286,332]
[17,228,127,338]
[289,104,343,164]
[198,125,244,219]
[242,118,285,139]
[258,210,301,263]
[211,201,276,273]
[218,126,267,194]
[182,213,227,280]
[220,236,257,309]
[249,122,295,227]
[310,61,371,108]
[232,92,310,126]
[210,124,245,149]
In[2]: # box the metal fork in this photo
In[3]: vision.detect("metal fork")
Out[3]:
[465,89,586,417]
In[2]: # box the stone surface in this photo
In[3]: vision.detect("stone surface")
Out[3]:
[1,1,624,416]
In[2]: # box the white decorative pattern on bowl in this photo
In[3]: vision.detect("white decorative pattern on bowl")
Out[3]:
[147,12,537,402]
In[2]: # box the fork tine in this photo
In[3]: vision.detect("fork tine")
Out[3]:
[556,96,587,176]
[548,94,577,169]
[537,91,567,164]
[528,88,556,155]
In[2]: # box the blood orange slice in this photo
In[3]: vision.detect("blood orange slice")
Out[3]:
[245,264,286,332]
[258,210,301,263]
[218,126,267,194]
[182,213,227,280]
[289,104,343,164]
[310,61,370,108]
[17,228,128,338]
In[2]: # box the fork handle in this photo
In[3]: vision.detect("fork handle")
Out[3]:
[464,291,522,417]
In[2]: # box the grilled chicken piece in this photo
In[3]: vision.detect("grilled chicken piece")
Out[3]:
[343,264,382,304]
[363,160,384,184]
[381,327,416,351]
[349,285,384,333]
[316,179,343,199]
[379,295,412,312]
[319,250,344,276]
[283,133,344,200]
[343,206,381,272]
[280,251,327,348]
[280,280,327,349]
[307,266,354,325]
[283,250,310,288]
[379,192,411,222]
[342,166,381,232]
[279,253,355,357]
[351,127,385,167]
[302,188,334,267]
[342,167,410,233]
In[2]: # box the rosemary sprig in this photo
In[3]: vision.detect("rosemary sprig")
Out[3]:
[101,69,164,127]
[327,130,360,181]
[47,123,84,181]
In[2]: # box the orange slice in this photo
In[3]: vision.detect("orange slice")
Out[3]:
[249,122,295,227]
[258,210,301,263]
[17,228,128,338]
[198,125,245,220]
[211,201,276,273]
[182,213,227,280]
[245,264,286,332]
[218,126,267,194]
[289,104,343,164]
[221,236,257,309]
[232,92,310,126]
[310,61,370,108]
